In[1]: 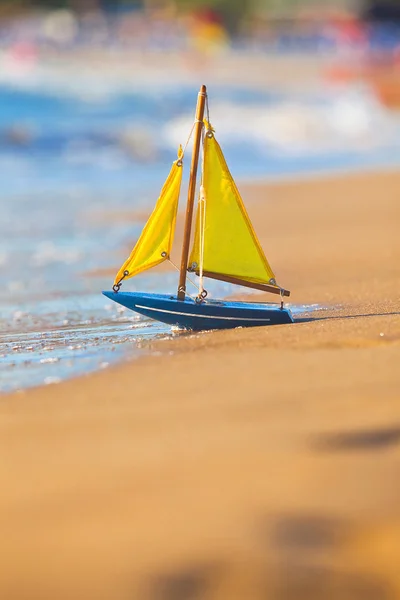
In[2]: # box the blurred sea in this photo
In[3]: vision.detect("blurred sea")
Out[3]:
[1,81,400,392]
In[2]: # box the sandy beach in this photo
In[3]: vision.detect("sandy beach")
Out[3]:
[1,169,399,599]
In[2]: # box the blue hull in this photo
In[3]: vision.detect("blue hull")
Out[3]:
[102,291,293,331]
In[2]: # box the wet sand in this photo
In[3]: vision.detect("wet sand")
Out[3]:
[1,170,400,600]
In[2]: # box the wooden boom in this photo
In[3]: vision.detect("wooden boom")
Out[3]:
[199,270,290,297]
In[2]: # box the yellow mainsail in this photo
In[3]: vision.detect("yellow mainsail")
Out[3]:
[189,129,276,286]
[114,147,183,286]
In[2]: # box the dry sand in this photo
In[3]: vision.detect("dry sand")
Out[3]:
[1,169,400,600]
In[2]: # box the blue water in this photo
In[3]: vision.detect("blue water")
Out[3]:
[1,82,400,392]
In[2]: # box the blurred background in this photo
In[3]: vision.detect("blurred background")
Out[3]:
[1,0,400,392]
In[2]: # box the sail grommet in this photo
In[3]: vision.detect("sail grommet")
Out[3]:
[206,131,213,138]
[195,289,208,304]
[113,270,129,293]
[269,278,277,286]
[177,159,183,167]
[161,252,167,258]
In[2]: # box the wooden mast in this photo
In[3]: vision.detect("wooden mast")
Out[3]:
[177,84,207,301]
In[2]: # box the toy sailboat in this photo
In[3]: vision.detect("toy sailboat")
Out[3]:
[103,85,293,330]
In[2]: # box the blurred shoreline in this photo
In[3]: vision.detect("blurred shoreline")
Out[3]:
[1,48,399,102]
[1,2,399,389]
[1,49,331,93]
[1,65,400,392]
[1,0,399,106]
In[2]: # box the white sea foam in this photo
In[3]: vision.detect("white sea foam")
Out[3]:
[164,87,400,156]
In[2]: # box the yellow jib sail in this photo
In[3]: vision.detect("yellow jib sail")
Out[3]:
[189,130,275,285]
[114,148,183,286]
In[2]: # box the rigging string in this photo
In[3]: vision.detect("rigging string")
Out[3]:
[198,124,207,299]
[180,110,208,303]
[198,186,206,297]
[181,118,204,158]
[195,106,213,303]
[175,114,209,302]
[205,91,210,127]
[279,287,285,310]
[167,258,202,302]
